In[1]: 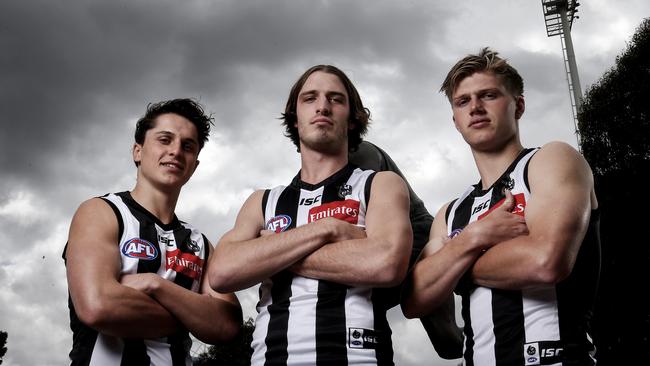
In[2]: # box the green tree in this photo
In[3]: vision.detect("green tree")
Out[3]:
[578,17,650,365]
[194,318,254,366]
[0,330,7,365]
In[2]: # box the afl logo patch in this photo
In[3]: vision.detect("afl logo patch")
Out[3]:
[266,215,292,233]
[122,238,159,260]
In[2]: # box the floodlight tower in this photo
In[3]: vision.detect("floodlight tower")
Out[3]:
[541,0,583,148]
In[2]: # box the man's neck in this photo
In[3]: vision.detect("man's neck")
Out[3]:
[299,147,349,185]
[130,181,180,224]
[472,140,524,190]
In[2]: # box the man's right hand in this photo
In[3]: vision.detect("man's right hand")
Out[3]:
[465,191,528,251]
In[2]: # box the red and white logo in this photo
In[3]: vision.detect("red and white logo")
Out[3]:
[308,199,360,224]
[166,249,204,280]
[266,215,292,233]
[478,193,526,220]
[122,238,159,261]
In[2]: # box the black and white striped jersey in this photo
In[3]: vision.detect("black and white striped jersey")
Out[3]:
[446,148,600,366]
[65,191,209,366]
[252,164,395,366]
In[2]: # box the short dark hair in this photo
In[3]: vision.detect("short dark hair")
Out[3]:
[440,47,524,102]
[135,98,213,150]
[281,65,370,152]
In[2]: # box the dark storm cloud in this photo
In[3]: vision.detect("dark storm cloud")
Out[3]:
[1,0,449,188]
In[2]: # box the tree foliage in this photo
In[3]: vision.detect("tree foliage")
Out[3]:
[578,17,650,365]
[0,330,7,365]
[579,18,650,175]
[194,318,254,366]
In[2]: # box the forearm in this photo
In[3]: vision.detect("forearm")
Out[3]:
[291,236,411,287]
[210,220,333,292]
[402,238,479,318]
[149,280,242,344]
[76,284,180,338]
[471,235,568,289]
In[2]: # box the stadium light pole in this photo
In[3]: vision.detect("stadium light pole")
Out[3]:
[540,0,583,148]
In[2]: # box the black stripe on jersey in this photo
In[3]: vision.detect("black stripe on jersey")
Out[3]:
[371,291,394,366]
[313,171,355,365]
[203,234,210,258]
[101,195,125,240]
[492,289,525,365]
[461,293,475,366]
[172,227,195,290]
[121,340,150,366]
[264,185,300,366]
[262,189,271,213]
[169,333,189,366]
[451,196,475,296]
[450,196,472,235]
[316,281,349,365]
[445,198,458,223]
[363,171,376,208]
[136,218,162,275]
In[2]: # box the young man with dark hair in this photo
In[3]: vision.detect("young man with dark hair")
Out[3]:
[402,48,601,365]
[64,98,242,365]
[209,65,413,365]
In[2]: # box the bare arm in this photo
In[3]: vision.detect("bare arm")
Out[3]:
[289,172,413,287]
[471,142,596,289]
[66,198,179,338]
[121,243,242,344]
[401,195,527,318]
[209,190,362,293]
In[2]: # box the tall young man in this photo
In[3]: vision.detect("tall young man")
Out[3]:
[209,65,413,365]
[402,49,601,365]
[64,99,242,365]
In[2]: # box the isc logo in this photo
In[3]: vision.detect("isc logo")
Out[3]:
[266,215,292,233]
[122,238,159,260]
[299,195,321,206]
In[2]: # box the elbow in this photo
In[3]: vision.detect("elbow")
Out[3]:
[74,297,112,330]
[534,256,573,285]
[374,256,409,288]
[208,268,239,294]
[199,316,242,345]
[401,296,436,319]
[401,302,422,319]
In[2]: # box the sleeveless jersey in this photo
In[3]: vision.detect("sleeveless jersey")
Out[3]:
[251,164,395,366]
[446,148,600,366]
[65,191,210,366]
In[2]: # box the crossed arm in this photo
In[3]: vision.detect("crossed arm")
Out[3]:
[66,198,241,343]
[402,142,596,317]
[469,142,596,289]
[289,171,413,287]
[401,193,528,318]
[209,171,413,292]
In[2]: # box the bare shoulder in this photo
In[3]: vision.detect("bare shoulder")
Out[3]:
[372,171,407,192]
[241,189,266,209]
[529,141,592,178]
[72,197,118,228]
[531,141,586,167]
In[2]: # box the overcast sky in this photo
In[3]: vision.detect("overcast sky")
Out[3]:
[1,1,647,365]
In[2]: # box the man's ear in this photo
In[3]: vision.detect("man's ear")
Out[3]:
[132,143,142,165]
[452,116,461,132]
[193,159,200,173]
[515,95,525,120]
